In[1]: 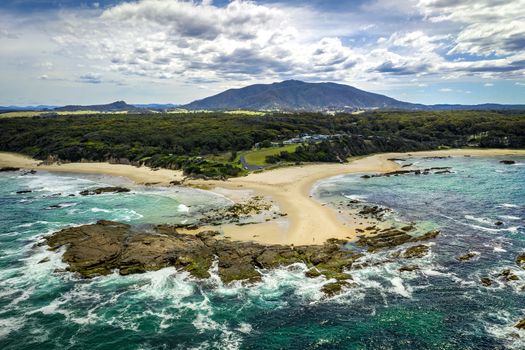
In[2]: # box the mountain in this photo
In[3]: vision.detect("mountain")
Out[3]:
[183,80,425,111]
[183,80,525,112]
[54,101,139,112]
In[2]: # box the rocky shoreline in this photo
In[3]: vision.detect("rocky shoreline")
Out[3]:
[43,219,446,296]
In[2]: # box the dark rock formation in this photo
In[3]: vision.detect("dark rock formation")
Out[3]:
[361,167,453,179]
[498,269,519,282]
[79,187,131,196]
[399,265,419,272]
[480,277,493,287]
[500,160,516,165]
[0,167,20,172]
[45,220,363,288]
[16,190,32,194]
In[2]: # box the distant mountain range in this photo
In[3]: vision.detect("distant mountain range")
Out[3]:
[1,80,524,113]
[0,101,180,113]
[0,105,57,112]
[53,100,138,112]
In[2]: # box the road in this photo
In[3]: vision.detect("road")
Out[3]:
[240,155,263,171]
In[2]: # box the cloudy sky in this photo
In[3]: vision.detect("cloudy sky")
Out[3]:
[1,0,524,105]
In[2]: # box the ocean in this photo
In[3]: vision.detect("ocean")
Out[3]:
[0,156,524,349]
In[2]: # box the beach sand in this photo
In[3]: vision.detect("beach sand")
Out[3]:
[2,149,524,245]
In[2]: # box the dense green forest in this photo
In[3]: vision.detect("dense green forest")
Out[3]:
[0,110,523,178]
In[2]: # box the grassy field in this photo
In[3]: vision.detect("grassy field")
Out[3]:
[243,144,299,166]
[0,111,43,118]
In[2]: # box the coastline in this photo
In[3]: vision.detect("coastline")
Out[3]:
[1,148,524,245]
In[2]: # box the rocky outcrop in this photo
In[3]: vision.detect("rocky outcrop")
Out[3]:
[45,220,363,287]
[516,319,525,330]
[361,167,452,179]
[199,196,274,226]
[321,281,351,297]
[79,187,131,196]
[398,244,430,259]
[500,160,516,165]
[355,228,439,252]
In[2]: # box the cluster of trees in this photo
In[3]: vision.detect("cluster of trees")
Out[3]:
[0,110,523,178]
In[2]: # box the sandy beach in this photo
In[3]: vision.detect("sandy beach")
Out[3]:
[1,149,524,245]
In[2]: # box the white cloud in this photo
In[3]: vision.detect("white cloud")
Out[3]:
[1,0,524,104]
[484,83,493,87]
[417,0,525,56]
[439,88,452,92]
[79,73,102,84]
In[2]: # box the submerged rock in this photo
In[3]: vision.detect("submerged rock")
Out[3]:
[79,187,131,196]
[38,257,50,264]
[516,253,525,270]
[399,265,419,272]
[516,319,525,330]
[500,160,516,165]
[45,220,362,284]
[457,252,479,262]
[480,277,493,287]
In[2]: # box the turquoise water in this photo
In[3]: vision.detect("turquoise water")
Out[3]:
[1,157,524,349]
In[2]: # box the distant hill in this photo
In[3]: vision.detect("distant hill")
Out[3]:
[428,103,525,110]
[54,101,139,112]
[132,103,180,109]
[183,80,424,111]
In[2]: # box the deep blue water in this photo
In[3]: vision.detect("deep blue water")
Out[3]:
[0,156,524,349]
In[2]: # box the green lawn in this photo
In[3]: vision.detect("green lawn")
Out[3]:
[243,144,299,166]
